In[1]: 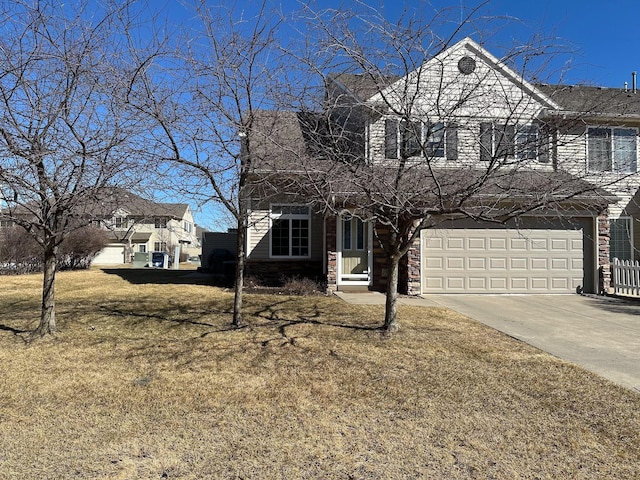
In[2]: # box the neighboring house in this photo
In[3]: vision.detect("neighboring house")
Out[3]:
[92,190,200,265]
[245,37,640,295]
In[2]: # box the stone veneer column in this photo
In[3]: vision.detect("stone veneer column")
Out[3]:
[598,211,611,294]
[326,216,337,292]
[407,236,421,295]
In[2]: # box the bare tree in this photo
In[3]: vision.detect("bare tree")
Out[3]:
[135,1,292,327]
[0,1,161,337]
[264,2,628,332]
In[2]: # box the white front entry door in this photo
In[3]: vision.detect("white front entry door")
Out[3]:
[337,216,372,287]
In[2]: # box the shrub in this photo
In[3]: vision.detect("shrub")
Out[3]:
[58,226,109,270]
[280,275,325,296]
[0,226,41,274]
[0,225,108,274]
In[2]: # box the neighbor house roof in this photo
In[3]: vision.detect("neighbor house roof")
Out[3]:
[95,188,189,219]
[537,84,640,118]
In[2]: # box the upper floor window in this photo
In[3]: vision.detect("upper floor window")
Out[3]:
[183,221,193,233]
[0,219,13,228]
[113,216,127,229]
[588,127,637,173]
[385,119,454,159]
[480,123,547,163]
[155,217,167,229]
[270,204,310,258]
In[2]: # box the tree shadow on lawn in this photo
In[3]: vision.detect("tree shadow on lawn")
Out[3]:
[90,295,383,349]
[101,268,220,286]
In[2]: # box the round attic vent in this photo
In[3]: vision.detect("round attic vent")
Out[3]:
[457,56,476,75]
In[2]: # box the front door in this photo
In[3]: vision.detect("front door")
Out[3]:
[337,216,372,286]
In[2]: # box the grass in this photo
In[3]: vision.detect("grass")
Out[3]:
[0,268,638,479]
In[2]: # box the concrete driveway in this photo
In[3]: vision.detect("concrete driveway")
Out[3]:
[424,294,640,393]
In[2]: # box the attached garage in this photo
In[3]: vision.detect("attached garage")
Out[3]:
[421,217,596,294]
[92,244,126,265]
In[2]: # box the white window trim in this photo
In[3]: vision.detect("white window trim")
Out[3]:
[587,125,638,174]
[269,203,311,259]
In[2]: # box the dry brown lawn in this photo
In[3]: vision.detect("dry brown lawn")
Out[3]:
[0,268,638,479]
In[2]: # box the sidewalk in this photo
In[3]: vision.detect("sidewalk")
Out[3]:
[333,291,436,306]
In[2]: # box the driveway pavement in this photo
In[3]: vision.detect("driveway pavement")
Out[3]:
[335,291,640,392]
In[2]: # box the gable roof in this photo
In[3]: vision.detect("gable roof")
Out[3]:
[92,188,190,219]
[365,37,560,112]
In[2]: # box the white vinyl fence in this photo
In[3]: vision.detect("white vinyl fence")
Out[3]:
[611,258,640,296]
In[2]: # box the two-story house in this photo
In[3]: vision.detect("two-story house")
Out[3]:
[244,38,639,295]
[92,190,200,265]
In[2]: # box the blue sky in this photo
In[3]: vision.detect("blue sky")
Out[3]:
[164,0,639,88]
[455,0,640,87]
[316,0,640,87]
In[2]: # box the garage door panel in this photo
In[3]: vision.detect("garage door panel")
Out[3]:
[531,258,548,269]
[447,257,464,269]
[510,238,528,250]
[468,237,486,249]
[446,277,465,289]
[422,227,584,294]
[468,258,486,269]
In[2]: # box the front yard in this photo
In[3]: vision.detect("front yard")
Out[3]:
[0,268,638,479]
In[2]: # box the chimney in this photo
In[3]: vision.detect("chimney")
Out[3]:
[633,71,637,94]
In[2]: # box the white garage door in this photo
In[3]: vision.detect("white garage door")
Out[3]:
[422,228,584,294]
[92,244,126,265]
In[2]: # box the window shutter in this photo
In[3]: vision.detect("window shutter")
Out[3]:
[445,124,458,160]
[480,123,492,161]
[495,124,515,158]
[385,119,398,159]
[537,122,550,164]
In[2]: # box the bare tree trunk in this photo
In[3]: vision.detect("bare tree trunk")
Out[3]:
[232,213,247,327]
[32,245,57,338]
[383,252,400,333]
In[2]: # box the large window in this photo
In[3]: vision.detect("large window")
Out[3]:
[270,205,310,257]
[610,217,633,261]
[588,127,637,173]
[480,123,545,162]
[385,119,452,159]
